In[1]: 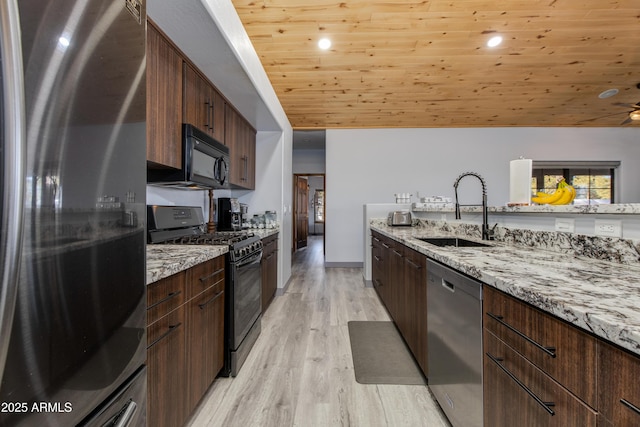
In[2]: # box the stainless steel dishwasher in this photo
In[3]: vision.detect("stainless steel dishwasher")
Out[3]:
[427,259,483,427]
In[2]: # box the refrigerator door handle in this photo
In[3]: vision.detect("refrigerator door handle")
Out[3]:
[113,400,138,427]
[0,0,26,385]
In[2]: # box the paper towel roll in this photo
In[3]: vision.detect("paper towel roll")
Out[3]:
[509,158,532,205]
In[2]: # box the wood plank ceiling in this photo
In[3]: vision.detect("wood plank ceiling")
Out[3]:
[230,0,640,129]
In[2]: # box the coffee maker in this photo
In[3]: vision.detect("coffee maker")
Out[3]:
[218,198,241,231]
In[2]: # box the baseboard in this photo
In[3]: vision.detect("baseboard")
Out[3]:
[324,262,363,268]
[363,278,374,288]
[275,275,293,296]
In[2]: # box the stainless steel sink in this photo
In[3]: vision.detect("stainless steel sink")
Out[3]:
[417,237,491,248]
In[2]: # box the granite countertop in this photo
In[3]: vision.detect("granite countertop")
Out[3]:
[146,229,278,285]
[146,245,229,285]
[370,220,640,357]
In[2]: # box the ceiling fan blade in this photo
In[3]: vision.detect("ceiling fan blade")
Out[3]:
[577,111,625,123]
[612,102,640,109]
[620,116,633,125]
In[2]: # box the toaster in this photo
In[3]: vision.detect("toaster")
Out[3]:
[387,210,412,226]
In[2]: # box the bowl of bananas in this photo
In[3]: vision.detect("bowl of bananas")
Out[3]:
[531,178,576,205]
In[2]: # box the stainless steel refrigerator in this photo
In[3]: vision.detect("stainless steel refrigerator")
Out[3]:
[0,0,147,425]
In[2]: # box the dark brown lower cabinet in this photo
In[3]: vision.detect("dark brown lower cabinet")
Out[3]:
[484,330,597,426]
[261,233,278,312]
[598,341,640,427]
[187,280,225,412]
[402,246,427,374]
[147,256,225,427]
[147,306,188,427]
[371,230,427,375]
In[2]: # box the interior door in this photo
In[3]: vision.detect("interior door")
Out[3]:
[294,176,309,250]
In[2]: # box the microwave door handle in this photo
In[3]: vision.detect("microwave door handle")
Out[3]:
[216,157,228,186]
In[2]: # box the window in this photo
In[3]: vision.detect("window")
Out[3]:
[531,161,619,205]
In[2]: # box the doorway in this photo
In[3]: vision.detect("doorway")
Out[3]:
[293,173,325,255]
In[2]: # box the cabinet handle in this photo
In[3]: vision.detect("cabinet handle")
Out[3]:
[621,399,640,416]
[209,102,214,132]
[392,249,403,257]
[374,279,383,287]
[242,155,248,182]
[405,258,422,269]
[149,322,182,348]
[199,290,224,309]
[148,290,182,310]
[486,352,556,416]
[374,255,382,262]
[199,267,225,284]
[264,252,275,260]
[382,243,390,249]
[487,312,556,358]
[204,100,211,130]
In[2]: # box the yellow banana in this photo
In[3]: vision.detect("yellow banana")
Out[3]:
[550,187,573,205]
[532,187,564,204]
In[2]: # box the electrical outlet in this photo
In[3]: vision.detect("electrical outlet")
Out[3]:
[595,220,622,238]
[555,218,575,233]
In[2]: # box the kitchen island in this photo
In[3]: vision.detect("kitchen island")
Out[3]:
[370,219,640,357]
[372,219,640,426]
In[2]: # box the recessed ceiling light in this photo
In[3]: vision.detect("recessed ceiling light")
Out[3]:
[487,36,502,47]
[598,88,619,99]
[318,38,331,50]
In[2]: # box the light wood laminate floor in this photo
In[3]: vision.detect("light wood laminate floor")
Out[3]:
[187,236,450,427]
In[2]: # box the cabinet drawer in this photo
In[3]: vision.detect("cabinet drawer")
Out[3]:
[484,330,597,427]
[484,286,597,408]
[147,271,186,326]
[598,341,640,426]
[187,256,225,299]
[148,305,185,349]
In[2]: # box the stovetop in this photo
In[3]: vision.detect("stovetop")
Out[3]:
[147,205,262,261]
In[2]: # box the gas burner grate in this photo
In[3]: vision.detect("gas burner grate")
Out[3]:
[159,232,256,246]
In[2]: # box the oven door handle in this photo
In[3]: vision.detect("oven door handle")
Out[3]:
[236,250,263,268]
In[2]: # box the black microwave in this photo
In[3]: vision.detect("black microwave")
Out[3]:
[148,124,230,189]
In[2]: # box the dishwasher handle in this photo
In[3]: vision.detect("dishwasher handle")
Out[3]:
[441,279,455,293]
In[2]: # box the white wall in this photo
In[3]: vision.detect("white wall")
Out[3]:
[293,149,326,174]
[325,127,640,264]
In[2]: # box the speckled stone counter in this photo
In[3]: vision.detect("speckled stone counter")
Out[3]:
[248,228,279,239]
[370,219,640,357]
[146,245,228,285]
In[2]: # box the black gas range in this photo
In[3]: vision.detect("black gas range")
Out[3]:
[147,205,262,377]
[147,205,262,262]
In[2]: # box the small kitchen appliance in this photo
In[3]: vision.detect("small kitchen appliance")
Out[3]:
[218,197,242,231]
[387,210,413,226]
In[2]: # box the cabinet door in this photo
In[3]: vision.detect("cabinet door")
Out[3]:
[403,247,427,374]
[187,283,225,412]
[183,63,226,143]
[598,341,640,426]
[371,232,385,298]
[147,307,188,427]
[261,235,278,312]
[484,330,597,427]
[387,239,403,323]
[225,105,256,189]
[146,22,182,169]
[183,63,210,135]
